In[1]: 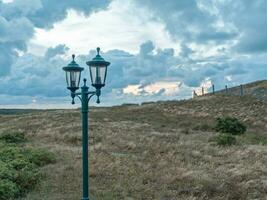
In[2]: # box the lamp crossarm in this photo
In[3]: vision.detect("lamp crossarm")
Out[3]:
[70,90,97,105]
[87,92,96,104]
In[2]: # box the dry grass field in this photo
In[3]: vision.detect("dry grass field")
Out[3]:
[0,90,267,199]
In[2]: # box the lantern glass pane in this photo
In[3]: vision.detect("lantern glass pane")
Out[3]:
[99,66,107,84]
[90,66,97,85]
[65,71,81,88]
[90,65,107,85]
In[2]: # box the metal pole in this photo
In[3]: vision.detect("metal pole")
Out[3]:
[81,81,89,200]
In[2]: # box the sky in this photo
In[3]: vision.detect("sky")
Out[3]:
[0,0,266,108]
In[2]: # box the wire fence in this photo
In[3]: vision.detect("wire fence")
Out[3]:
[193,84,245,98]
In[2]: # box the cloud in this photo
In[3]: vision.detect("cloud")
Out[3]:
[212,0,267,53]
[0,43,16,76]
[0,0,110,77]
[139,41,155,56]
[0,16,34,43]
[0,53,66,97]
[134,0,232,44]
[44,44,69,59]
[0,16,34,76]
[134,0,267,56]
[0,41,180,99]
[0,0,267,107]
[0,0,111,29]
[28,0,175,56]
[0,39,266,106]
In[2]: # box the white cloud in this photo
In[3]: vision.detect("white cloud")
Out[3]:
[194,78,212,95]
[1,0,13,3]
[29,0,175,56]
[123,84,141,95]
[123,81,181,96]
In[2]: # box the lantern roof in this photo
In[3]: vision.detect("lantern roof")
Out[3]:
[86,47,110,66]
[63,54,84,72]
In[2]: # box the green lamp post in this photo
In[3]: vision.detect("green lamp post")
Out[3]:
[63,47,110,200]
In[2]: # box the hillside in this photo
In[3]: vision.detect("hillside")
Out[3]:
[0,93,267,199]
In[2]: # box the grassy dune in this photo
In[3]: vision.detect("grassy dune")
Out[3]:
[0,94,267,200]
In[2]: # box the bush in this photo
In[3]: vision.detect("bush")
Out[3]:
[15,165,41,193]
[215,134,236,146]
[0,179,20,200]
[0,161,16,181]
[0,132,26,144]
[24,148,56,167]
[0,142,55,199]
[215,117,246,135]
[0,146,22,162]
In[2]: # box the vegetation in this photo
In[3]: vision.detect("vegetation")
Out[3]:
[0,132,56,200]
[213,116,248,146]
[0,92,266,199]
[238,133,267,145]
[215,116,246,135]
[215,133,236,146]
[0,131,27,144]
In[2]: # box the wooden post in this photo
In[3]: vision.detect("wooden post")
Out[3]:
[212,84,215,94]
[225,85,228,94]
[240,84,243,96]
[202,87,204,95]
[193,90,197,98]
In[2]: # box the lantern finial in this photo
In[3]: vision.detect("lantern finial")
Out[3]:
[83,78,87,86]
[72,54,75,61]
[96,47,100,55]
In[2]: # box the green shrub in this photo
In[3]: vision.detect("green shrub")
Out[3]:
[0,146,22,162]
[215,117,246,135]
[24,149,56,167]
[215,134,236,146]
[9,158,33,170]
[0,143,56,199]
[0,132,26,144]
[0,179,20,200]
[0,161,16,181]
[15,165,41,193]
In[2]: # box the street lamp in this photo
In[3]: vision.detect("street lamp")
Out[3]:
[63,47,110,200]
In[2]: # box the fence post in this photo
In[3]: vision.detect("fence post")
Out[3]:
[225,85,228,94]
[240,84,243,96]
[202,87,204,95]
[193,90,197,98]
[212,84,215,94]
